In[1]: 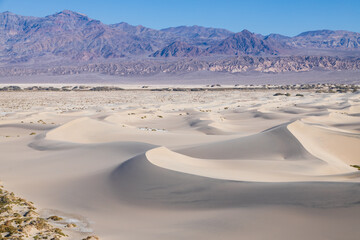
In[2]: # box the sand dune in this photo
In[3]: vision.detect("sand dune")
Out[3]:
[288,120,360,165]
[176,122,316,160]
[146,121,359,182]
[46,113,236,146]
[110,153,360,209]
[146,147,358,182]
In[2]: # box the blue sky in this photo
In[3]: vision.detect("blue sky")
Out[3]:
[0,0,359,36]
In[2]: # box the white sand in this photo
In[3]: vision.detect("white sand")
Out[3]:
[0,90,360,239]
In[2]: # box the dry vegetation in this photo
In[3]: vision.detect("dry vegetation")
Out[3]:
[0,184,99,240]
[0,83,359,93]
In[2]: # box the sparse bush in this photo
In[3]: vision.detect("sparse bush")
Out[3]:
[82,236,100,240]
[351,165,360,170]
[47,216,63,221]
[65,223,77,228]
[54,228,66,236]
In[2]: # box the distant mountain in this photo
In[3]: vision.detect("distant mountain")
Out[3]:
[208,30,279,55]
[264,33,291,41]
[153,30,281,57]
[160,25,233,46]
[0,10,236,63]
[0,10,130,61]
[151,41,206,57]
[291,30,360,49]
[0,10,360,72]
[297,30,336,37]
[261,30,360,50]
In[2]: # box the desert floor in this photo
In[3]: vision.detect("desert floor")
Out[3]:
[0,89,360,239]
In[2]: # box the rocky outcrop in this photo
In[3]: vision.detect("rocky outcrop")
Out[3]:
[1,56,359,76]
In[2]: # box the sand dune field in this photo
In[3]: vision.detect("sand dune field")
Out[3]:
[0,89,360,239]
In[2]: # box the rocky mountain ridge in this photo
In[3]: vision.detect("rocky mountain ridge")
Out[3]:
[1,56,359,77]
[1,10,360,62]
[1,10,360,76]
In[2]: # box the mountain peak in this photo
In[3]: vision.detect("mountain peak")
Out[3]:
[50,9,88,19]
[0,11,31,19]
[1,11,15,15]
[296,29,335,37]
[240,29,252,34]
[208,30,278,55]
[230,29,255,39]
[62,9,87,16]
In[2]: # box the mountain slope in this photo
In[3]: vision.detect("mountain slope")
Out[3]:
[160,25,233,46]
[208,30,279,55]
[0,10,174,61]
[0,10,235,63]
[151,41,206,57]
[290,30,360,49]
[0,10,130,61]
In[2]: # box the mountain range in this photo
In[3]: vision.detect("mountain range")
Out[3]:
[0,10,360,76]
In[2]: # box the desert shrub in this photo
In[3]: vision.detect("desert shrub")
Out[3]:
[350,165,360,170]
[47,216,63,221]
[54,228,65,236]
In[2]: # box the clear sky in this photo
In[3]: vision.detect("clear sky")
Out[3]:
[0,0,359,36]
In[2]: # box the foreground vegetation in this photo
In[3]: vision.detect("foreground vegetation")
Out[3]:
[0,184,99,240]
